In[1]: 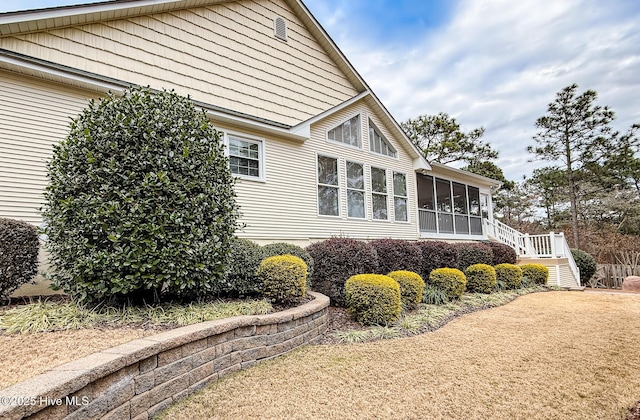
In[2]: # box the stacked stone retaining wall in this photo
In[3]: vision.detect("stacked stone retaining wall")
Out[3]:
[0,292,329,420]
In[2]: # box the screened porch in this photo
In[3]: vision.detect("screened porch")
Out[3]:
[416,173,491,238]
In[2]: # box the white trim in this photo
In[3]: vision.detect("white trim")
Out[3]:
[0,53,124,92]
[295,91,370,128]
[0,0,176,25]
[326,113,362,150]
[205,109,307,142]
[429,161,502,188]
[419,232,489,241]
[224,131,266,183]
[316,153,342,218]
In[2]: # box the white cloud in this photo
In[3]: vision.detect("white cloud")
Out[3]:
[323,0,640,180]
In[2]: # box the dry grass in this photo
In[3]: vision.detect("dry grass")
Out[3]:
[0,327,154,389]
[159,292,640,420]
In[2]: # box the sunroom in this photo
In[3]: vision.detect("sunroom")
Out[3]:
[416,162,501,240]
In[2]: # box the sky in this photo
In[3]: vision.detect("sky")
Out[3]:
[2,0,639,181]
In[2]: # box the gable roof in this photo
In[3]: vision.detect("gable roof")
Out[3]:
[0,0,429,169]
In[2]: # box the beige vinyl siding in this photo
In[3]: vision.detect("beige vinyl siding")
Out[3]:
[0,0,358,126]
[557,263,580,288]
[227,99,419,243]
[0,70,97,224]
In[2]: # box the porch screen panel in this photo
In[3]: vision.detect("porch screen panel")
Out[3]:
[417,174,436,232]
[469,187,482,235]
[470,217,483,234]
[438,213,454,233]
[436,178,452,213]
[436,178,453,232]
[453,182,469,234]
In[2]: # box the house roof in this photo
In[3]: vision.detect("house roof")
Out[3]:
[0,0,430,169]
[429,162,503,189]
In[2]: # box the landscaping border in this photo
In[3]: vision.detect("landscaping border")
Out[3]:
[0,292,329,420]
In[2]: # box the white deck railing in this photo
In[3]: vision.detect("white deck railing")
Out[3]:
[483,218,581,286]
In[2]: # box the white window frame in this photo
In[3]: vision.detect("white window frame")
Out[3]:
[326,113,362,150]
[368,119,397,159]
[393,171,409,222]
[316,154,341,217]
[370,166,389,221]
[225,131,266,182]
[345,160,366,219]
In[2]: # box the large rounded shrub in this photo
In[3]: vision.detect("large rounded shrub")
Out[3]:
[369,239,422,275]
[487,242,517,265]
[495,263,523,290]
[464,264,497,294]
[262,242,314,282]
[387,270,425,308]
[42,87,239,303]
[455,243,493,271]
[345,274,401,325]
[0,218,40,302]
[520,264,549,285]
[429,268,466,300]
[225,238,265,296]
[257,255,307,304]
[306,238,378,306]
[417,241,458,280]
[571,249,596,286]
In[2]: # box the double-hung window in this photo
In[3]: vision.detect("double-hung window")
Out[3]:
[371,167,388,220]
[328,115,361,148]
[346,161,365,218]
[393,172,408,222]
[317,155,340,216]
[228,135,262,180]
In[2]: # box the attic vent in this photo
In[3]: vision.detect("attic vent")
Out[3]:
[274,16,287,41]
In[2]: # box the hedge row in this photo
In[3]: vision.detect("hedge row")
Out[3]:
[306,238,519,306]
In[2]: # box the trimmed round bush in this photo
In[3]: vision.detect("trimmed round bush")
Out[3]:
[0,218,40,302]
[306,238,379,307]
[42,87,239,304]
[387,270,425,308]
[225,238,266,296]
[571,249,597,286]
[456,243,494,271]
[369,239,422,275]
[464,264,497,294]
[345,274,401,325]
[520,264,549,285]
[495,263,523,290]
[257,255,307,304]
[429,268,467,300]
[487,242,517,265]
[417,241,458,280]
[262,242,314,282]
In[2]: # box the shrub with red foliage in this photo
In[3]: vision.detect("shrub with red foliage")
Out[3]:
[455,242,494,271]
[306,238,379,307]
[417,241,458,280]
[369,239,422,275]
[486,242,517,265]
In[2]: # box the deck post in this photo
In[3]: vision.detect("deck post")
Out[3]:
[549,231,556,257]
[524,233,532,256]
